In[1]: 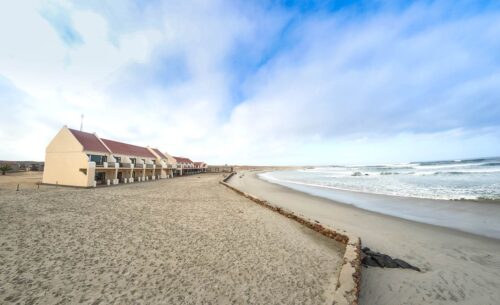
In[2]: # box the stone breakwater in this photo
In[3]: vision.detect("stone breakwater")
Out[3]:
[221,172,361,305]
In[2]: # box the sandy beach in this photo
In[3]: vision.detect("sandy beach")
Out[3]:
[0,173,344,305]
[228,170,500,305]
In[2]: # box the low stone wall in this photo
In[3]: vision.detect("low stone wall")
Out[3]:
[222,171,237,183]
[220,173,361,305]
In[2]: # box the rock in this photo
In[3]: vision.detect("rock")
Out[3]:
[374,254,399,268]
[352,172,362,176]
[371,254,391,268]
[361,248,420,271]
[362,256,380,267]
[393,258,421,272]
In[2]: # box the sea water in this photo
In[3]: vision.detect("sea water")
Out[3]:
[260,157,500,201]
[258,157,500,239]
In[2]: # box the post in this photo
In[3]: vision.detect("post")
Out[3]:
[16,184,19,191]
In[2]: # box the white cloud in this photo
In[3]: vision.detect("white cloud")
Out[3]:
[1,1,499,164]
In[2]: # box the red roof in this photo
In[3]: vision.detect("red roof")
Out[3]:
[152,148,167,159]
[174,156,193,163]
[194,162,206,168]
[102,138,156,158]
[69,129,109,153]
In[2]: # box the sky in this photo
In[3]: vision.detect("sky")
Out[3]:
[1,0,499,165]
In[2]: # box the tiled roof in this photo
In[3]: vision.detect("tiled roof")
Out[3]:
[102,138,156,158]
[174,156,193,163]
[69,129,109,153]
[152,148,168,159]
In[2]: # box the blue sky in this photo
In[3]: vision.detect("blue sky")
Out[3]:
[1,0,499,165]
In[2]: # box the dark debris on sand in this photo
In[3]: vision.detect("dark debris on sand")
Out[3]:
[361,247,421,272]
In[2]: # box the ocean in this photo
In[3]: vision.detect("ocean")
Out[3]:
[258,157,500,239]
[260,157,500,201]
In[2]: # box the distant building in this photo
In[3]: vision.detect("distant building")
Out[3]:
[194,162,208,172]
[42,126,177,187]
[173,157,207,175]
[206,165,233,173]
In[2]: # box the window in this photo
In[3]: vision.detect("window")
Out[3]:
[130,158,136,164]
[88,154,106,166]
[114,156,121,163]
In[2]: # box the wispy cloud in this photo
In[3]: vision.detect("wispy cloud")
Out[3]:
[40,2,83,47]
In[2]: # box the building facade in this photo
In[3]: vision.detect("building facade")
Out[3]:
[42,126,181,187]
[172,157,207,175]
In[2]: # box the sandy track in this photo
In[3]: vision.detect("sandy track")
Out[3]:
[0,171,43,190]
[0,174,344,305]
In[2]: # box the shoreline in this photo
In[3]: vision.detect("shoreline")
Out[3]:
[257,170,500,240]
[228,170,500,305]
[258,171,499,242]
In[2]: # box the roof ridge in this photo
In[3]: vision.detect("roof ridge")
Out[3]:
[68,128,109,153]
[95,134,112,154]
[102,138,156,158]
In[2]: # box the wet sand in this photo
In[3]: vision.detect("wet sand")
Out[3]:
[0,174,344,305]
[228,170,500,305]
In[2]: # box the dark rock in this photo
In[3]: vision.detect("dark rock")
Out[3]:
[362,256,380,267]
[361,248,420,271]
[372,254,397,268]
[393,258,421,272]
[364,250,376,257]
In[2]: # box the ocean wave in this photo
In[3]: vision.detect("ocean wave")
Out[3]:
[430,169,500,175]
[258,172,498,201]
[380,172,400,175]
[412,157,500,167]
[260,161,500,201]
[481,162,500,167]
[434,171,467,175]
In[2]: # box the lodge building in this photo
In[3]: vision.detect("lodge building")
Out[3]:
[42,126,207,188]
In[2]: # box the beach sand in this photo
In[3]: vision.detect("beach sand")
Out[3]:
[0,174,344,305]
[229,170,500,305]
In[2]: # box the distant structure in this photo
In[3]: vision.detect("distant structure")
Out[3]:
[206,165,233,173]
[0,161,44,172]
[42,126,206,188]
[173,157,207,176]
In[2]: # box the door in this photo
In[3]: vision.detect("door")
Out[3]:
[95,172,105,185]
